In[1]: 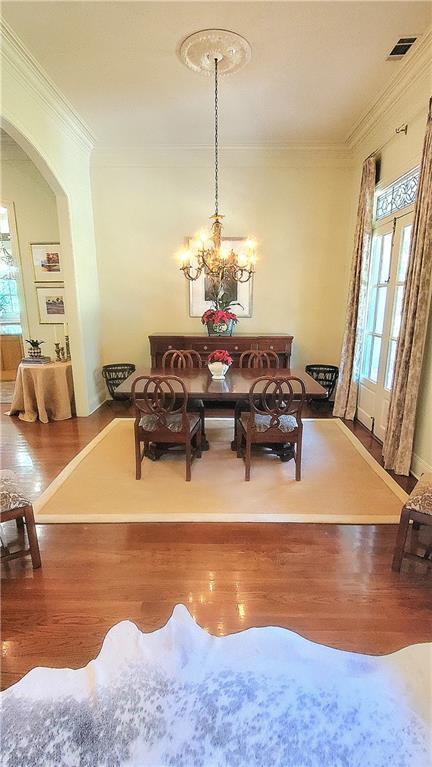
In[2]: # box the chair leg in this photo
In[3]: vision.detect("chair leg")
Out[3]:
[195,427,202,458]
[392,507,411,572]
[233,402,240,451]
[16,515,25,530]
[295,432,302,482]
[198,404,208,450]
[245,437,251,481]
[185,439,192,481]
[236,421,243,458]
[135,432,142,480]
[24,506,41,569]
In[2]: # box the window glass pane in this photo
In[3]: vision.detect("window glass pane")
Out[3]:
[385,339,398,390]
[397,224,412,282]
[379,233,392,283]
[362,334,372,378]
[370,236,381,285]
[391,285,404,339]
[375,168,419,220]
[366,286,377,333]
[0,323,21,335]
[0,206,9,234]
[374,287,387,334]
[370,336,381,383]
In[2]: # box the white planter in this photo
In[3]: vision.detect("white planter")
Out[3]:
[208,361,229,380]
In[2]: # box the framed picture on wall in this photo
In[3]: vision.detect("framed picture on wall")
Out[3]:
[36,286,67,324]
[188,237,253,317]
[31,242,63,282]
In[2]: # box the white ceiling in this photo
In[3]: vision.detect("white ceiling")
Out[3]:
[2,1,431,147]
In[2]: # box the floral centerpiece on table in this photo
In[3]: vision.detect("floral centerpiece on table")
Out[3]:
[207,349,233,380]
[201,284,242,337]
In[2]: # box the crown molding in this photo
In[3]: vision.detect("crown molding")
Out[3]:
[346,26,432,150]
[92,142,354,169]
[1,19,95,152]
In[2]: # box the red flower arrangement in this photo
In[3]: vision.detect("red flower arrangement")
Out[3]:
[208,349,233,366]
[201,309,238,326]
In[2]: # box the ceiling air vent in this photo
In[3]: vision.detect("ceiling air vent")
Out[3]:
[387,37,417,60]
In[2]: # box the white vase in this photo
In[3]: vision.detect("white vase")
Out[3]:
[208,361,229,380]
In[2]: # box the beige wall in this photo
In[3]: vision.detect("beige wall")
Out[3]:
[2,22,103,414]
[2,144,61,357]
[92,148,355,371]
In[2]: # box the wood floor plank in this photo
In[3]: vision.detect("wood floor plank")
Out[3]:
[1,403,430,690]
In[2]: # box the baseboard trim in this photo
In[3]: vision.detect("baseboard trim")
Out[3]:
[411,453,432,479]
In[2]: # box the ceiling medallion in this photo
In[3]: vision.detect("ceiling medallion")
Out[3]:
[179,29,251,76]
[177,30,257,290]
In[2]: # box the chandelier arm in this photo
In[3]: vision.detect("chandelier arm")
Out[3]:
[181,265,203,282]
[233,267,254,283]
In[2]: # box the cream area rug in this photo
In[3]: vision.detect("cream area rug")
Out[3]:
[34,418,406,524]
[1,605,430,767]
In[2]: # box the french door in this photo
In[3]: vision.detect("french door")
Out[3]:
[357,210,413,441]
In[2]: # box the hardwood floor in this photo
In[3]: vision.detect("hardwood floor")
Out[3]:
[1,402,430,691]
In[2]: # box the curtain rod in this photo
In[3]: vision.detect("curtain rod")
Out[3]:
[366,99,432,161]
[366,123,408,161]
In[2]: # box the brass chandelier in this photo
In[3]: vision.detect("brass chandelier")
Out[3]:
[178,54,257,285]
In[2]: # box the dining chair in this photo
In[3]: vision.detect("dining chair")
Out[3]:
[239,350,280,369]
[161,349,207,447]
[236,375,305,481]
[132,375,202,481]
[233,350,281,447]
[392,473,432,572]
[0,470,41,569]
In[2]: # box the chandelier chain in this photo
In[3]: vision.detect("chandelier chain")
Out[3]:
[178,46,256,286]
[214,57,219,216]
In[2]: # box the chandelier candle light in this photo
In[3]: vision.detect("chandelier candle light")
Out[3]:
[177,30,258,320]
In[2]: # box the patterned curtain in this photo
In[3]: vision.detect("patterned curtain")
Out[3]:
[333,156,376,419]
[383,101,432,475]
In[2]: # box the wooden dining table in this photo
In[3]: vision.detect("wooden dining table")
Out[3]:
[116,366,327,400]
[117,366,326,461]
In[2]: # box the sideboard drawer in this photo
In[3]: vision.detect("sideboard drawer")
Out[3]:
[257,338,292,352]
[191,339,256,354]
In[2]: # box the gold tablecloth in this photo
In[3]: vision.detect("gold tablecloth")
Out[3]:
[9,362,75,423]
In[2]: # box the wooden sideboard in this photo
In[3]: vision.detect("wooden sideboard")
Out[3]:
[149,334,294,368]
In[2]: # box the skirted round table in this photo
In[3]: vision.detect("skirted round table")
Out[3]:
[9,361,75,423]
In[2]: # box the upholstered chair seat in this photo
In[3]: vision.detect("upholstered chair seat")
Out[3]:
[404,473,432,515]
[240,414,297,433]
[0,470,30,512]
[139,413,200,433]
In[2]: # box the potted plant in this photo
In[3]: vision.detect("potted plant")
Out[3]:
[201,284,243,336]
[207,349,233,379]
[26,339,44,358]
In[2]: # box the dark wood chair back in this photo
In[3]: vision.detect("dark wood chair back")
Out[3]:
[239,350,280,368]
[132,375,189,431]
[248,375,306,429]
[161,349,202,369]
